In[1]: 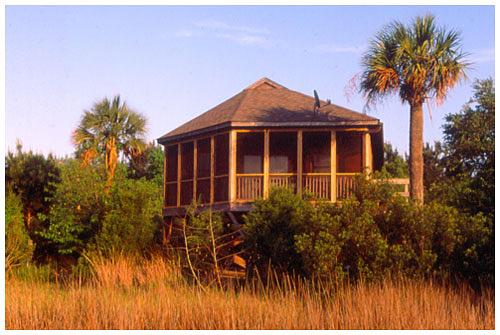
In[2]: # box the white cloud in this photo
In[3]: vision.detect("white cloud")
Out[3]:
[171,18,270,48]
[216,33,269,46]
[470,48,494,64]
[315,43,367,54]
[194,19,269,35]
[173,29,197,38]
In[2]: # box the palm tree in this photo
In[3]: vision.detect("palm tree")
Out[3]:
[359,15,468,203]
[73,95,147,185]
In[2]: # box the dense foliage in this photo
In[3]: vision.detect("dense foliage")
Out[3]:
[244,179,492,286]
[6,143,61,236]
[430,79,495,217]
[38,160,163,257]
[380,143,408,178]
[127,142,164,187]
[6,191,34,269]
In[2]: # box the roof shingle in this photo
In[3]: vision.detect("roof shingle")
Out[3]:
[158,77,379,142]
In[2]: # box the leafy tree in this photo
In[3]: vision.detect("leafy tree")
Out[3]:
[72,96,147,185]
[423,141,445,195]
[128,141,164,187]
[37,159,108,257]
[6,190,34,269]
[360,14,468,203]
[439,78,494,217]
[5,142,61,235]
[381,142,408,178]
[39,159,163,257]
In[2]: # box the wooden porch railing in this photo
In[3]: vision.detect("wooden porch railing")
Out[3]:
[385,178,410,197]
[270,174,297,191]
[236,173,410,202]
[336,173,357,200]
[303,174,330,199]
[236,174,263,200]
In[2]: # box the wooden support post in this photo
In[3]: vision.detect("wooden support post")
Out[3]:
[362,132,372,175]
[263,130,270,198]
[229,130,237,203]
[210,136,215,205]
[177,143,181,207]
[331,131,337,202]
[193,140,198,204]
[297,130,303,196]
[163,145,167,207]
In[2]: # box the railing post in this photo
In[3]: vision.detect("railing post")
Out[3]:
[210,136,215,205]
[362,132,372,175]
[297,130,303,196]
[193,140,198,204]
[177,143,181,207]
[331,131,337,202]
[163,145,167,207]
[229,130,237,203]
[263,130,270,199]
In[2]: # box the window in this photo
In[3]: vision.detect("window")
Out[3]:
[196,138,211,204]
[303,132,331,173]
[214,133,229,202]
[337,132,362,173]
[196,138,211,178]
[165,144,178,206]
[214,134,229,176]
[180,142,194,205]
[237,132,264,174]
[270,132,297,173]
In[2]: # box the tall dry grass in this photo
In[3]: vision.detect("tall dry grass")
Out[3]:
[6,254,494,330]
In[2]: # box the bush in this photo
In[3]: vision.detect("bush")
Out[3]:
[243,178,493,285]
[6,190,34,269]
[93,177,163,254]
[37,159,108,257]
[243,187,314,276]
[39,160,163,258]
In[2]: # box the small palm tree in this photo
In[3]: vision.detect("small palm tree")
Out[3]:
[73,95,147,185]
[359,14,468,203]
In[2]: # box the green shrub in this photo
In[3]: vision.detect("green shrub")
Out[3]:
[93,177,163,254]
[39,160,163,258]
[6,190,34,269]
[243,178,493,285]
[37,159,108,256]
[243,187,313,276]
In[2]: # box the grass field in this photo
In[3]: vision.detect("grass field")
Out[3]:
[5,255,494,330]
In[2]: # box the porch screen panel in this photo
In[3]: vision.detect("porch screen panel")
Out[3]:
[165,144,178,206]
[337,132,362,173]
[180,142,194,205]
[196,138,211,204]
[237,132,264,174]
[214,133,229,202]
[270,132,297,173]
[303,132,331,173]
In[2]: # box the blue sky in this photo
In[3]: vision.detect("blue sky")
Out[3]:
[6,5,494,157]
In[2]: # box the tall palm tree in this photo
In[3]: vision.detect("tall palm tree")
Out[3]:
[359,15,468,203]
[73,95,147,185]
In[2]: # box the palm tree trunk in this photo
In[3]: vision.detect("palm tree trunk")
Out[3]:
[409,103,424,204]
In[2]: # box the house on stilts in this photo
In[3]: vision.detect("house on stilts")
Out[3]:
[158,77,408,237]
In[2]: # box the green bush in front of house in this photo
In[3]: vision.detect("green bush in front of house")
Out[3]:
[38,160,163,258]
[243,177,493,285]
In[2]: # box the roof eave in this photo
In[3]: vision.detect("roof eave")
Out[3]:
[157,120,382,145]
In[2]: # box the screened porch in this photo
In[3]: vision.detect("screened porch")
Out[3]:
[164,129,374,209]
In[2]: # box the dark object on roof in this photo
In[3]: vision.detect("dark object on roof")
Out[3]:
[158,77,380,144]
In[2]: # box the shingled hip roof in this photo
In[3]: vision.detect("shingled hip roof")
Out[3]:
[158,77,380,143]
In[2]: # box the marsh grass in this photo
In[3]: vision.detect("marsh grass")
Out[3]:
[6,254,494,330]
